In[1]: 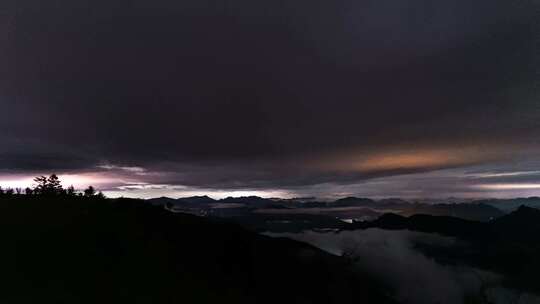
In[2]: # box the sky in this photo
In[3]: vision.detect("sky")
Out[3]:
[1,0,540,199]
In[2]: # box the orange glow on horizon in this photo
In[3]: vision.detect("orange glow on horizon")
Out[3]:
[313,144,509,174]
[355,151,462,171]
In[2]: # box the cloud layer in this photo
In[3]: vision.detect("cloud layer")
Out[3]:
[1,0,540,196]
[267,229,540,304]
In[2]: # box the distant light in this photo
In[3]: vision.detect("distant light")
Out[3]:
[465,171,540,178]
[473,183,540,190]
[0,176,35,189]
[0,173,127,190]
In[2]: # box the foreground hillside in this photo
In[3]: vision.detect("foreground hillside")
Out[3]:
[0,196,394,304]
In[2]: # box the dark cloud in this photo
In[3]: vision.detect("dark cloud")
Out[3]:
[1,0,539,193]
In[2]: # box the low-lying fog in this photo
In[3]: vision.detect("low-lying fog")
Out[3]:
[265,229,540,304]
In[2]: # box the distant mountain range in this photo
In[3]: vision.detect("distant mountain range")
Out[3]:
[473,197,540,212]
[348,206,540,240]
[148,195,216,206]
[150,194,540,295]
[148,195,540,223]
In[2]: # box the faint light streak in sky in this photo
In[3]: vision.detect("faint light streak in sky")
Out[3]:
[465,171,540,178]
[473,183,540,190]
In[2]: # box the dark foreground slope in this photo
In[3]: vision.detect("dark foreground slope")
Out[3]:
[0,196,394,304]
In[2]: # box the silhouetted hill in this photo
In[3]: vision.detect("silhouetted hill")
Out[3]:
[350,213,490,240]
[350,205,540,240]
[348,205,540,294]
[147,196,177,206]
[149,196,217,208]
[178,195,217,204]
[492,205,540,242]
[0,196,394,304]
[400,203,504,221]
[363,213,409,229]
[332,197,376,207]
[474,197,540,213]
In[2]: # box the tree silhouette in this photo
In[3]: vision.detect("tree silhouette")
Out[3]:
[25,187,33,196]
[33,176,49,195]
[0,174,103,199]
[67,185,76,196]
[33,174,64,196]
[84,186,96,197]
[95,191,106,200]
[47,174,63,194]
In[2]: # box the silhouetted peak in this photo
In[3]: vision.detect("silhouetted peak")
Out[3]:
[221,196,266,202]
[177,196,216,204]
[473,197,540,213]
[181,195,213,199]
[500,205,540,220]
[156,196,174,200]
[333,197,375,207]
[377,213,407,221]
[147,196,177,206]
[493,205,540,227]
[371,213,409,228]
[336,196,372,202]
[491,205,540,241]
[516,205,540,213]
